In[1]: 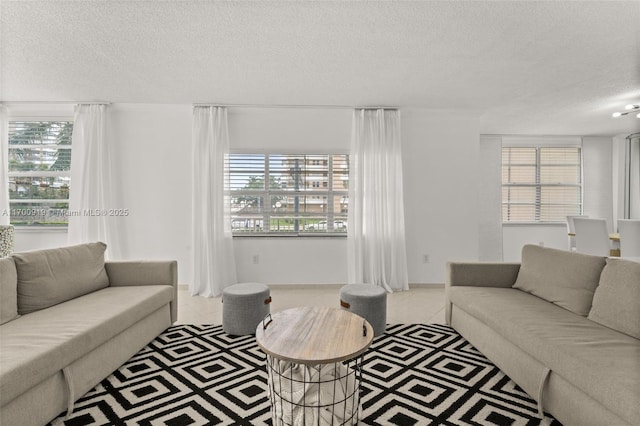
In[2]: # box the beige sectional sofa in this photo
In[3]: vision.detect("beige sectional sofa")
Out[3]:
[0,242,177,426]
[446,244,640,426]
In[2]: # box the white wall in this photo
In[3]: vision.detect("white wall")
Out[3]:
[502,224,569,262]
[108,104,193,282]
[11,105,615,283]
[582,136,613,228]
[13,229,67,252]
[402,110,481,282]
[10,104,483,286]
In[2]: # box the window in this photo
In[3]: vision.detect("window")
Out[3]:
[228,154,349,234]
[502,147,582,223]
[7,121,73,226]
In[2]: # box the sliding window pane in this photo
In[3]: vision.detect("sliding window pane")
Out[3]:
[502,165,536,184]
[540,186,581,204]
[539,148,581,164]
[231,195,264,214]
[227,154,266,191]
[229,153,348,234]
[502,146,582,223]
[540,205,582,222]
[332,154,349,191]
[270,154,305,191]
[540,165,580,184]
[502,204,536,222]
[9,176,70,200]
[502,147,536,164]
[8,121,74,227]
[502,186,536,204]
[8,201,69,226]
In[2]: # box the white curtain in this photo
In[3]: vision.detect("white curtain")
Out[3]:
[348,109,409,292]
[0,106,9,226]
[191,106,237,297]
[67,104,119,257]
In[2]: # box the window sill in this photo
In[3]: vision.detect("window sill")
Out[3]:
[233,233,347,238]
[13,226,68,233]
[502,222,566,226]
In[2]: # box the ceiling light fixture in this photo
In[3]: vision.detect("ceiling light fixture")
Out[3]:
[612,104,640,118]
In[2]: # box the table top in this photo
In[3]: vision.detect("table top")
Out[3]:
[568,232,620,241]
[255,306,374,365]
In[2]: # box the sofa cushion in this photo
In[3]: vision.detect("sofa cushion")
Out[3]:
[512,244,606,316]
[12,242,110,315]
[0,257,19,325]
[588,258,640,339]
[449,286,640,425]
[0,285,173,407]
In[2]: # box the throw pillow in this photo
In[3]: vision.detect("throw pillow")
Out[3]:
[588,258,640,339]
[13,242,110,315]
[0,257,19,325]
[513,244,606,316]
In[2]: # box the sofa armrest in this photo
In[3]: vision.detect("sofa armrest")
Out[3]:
[445,261,520,325]
[105,260,178,323]
[446,261,521,289]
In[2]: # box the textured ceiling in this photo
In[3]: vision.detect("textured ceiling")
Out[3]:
[1,0,639,136]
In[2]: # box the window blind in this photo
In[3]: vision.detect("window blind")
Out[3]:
[7,121,73,226]
[227,153,349,234]
[502,147,582,223]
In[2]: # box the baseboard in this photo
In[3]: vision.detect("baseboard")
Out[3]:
[178,283,444,290]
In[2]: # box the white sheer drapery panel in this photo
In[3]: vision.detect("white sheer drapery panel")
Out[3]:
[348,109,409,292]
[0,106,9,226]
[191,106,237,297]
[67,104,119,258]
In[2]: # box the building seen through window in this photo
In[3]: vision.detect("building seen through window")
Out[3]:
[228,154,349,234]
[7,121,73,226]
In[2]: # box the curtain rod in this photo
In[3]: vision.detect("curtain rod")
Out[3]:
[192,103,398,110]
[2,101,395,109]
[1,101,110,106]
[626,132,640,140]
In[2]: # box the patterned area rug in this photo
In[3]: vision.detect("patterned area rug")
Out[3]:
[50,324,561,425]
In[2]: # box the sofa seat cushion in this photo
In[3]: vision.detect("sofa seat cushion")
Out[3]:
[449,286,640,424]
[0,285,172,406]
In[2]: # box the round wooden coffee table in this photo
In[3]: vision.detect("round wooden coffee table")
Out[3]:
[256,306,374,425]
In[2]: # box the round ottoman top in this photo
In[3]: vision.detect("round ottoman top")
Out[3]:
[223,282,269,296]
[341,284,386,297]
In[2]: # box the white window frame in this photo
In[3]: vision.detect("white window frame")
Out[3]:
[228,153,349,236]
[502,146,583,223]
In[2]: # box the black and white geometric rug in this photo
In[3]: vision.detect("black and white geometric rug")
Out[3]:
[49,324,561,425]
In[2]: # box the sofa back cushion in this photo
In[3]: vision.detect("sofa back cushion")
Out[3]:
[588,258,640,339]
[13,242,110,315]
[513,244,606,316]
[0,257,19,325]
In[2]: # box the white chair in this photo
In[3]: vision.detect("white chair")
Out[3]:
[573,218,610,256]
[566,215,588,251]
[618,219,640,257]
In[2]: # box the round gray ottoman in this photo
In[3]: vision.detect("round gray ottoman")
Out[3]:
[339,284,387,336]
[222,283,271,336]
